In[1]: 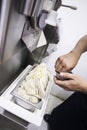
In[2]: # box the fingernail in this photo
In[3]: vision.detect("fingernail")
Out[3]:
[60,72,64,76]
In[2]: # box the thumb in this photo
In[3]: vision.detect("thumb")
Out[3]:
[60,72,73,80]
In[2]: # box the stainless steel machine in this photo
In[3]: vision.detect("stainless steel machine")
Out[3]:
[0,0,61,130]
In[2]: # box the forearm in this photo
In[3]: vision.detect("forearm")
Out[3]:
[55,35,87,72]
[72,35,87,56]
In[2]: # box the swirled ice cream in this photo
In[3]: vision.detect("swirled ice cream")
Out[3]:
[17,63,50,104]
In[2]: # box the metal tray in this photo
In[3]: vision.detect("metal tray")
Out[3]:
[11,64,50,111]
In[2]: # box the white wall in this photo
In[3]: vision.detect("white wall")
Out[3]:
[42,0,87,100]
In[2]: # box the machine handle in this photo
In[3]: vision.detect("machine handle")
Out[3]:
[61,4,77,10]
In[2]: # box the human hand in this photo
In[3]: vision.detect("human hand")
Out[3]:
[55,50,80,72]
[54,72,87,93]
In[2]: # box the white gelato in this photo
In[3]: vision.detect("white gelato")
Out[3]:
[17,63,50,104]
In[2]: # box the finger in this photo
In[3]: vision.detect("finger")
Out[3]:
[55,60,66,72]
[60,72,73,79]
[54,76,70,90]
[57,65,64,72]
[56,64,66,72]
[61,66,66,72]
[54,76,65,86]
[55,58,61,70]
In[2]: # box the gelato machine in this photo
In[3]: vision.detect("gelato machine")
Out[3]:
[0,0,61,130]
